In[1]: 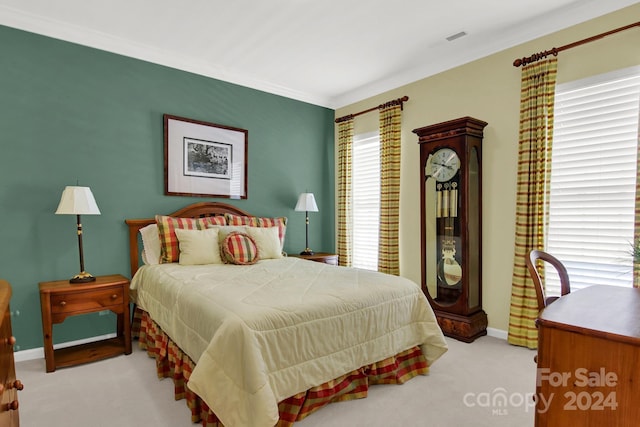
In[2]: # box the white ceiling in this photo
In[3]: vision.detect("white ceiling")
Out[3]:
[0,0,637,108]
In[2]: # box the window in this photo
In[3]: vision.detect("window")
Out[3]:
[546,66,640,292]
[352,132,380,270]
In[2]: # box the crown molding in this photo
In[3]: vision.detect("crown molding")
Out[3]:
[0,5,334,108]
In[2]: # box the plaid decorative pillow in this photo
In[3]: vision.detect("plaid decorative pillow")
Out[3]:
[156,215,226,263]
[225,214,287,248]
[224,214,258,227]
[220,231,259,265]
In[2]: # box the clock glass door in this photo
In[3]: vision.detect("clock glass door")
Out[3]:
[424,148,463,306]
[468,145,480,309]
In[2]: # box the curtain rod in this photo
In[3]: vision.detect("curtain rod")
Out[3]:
[512,21,639,67]
[335,96,409,123]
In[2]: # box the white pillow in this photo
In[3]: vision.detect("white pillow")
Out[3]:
[140,224,161,265]
[244,226,283,259]
[174,228,222,265]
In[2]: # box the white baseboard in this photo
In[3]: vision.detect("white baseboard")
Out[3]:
[14,333,116,363]
[486,327,508,340]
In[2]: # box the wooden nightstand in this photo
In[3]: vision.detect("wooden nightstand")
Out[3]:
[39,274,131,373]
[291,253,338,265]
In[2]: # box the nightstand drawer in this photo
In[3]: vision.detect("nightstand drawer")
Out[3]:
[50,287,124,315]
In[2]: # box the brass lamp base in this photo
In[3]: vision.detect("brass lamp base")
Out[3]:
[300,249,315,256]
[70,271,96,284]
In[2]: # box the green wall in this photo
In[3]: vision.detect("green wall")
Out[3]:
[0,25,335,352]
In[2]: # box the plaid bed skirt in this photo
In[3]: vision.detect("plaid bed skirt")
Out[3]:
[133,307,429,426]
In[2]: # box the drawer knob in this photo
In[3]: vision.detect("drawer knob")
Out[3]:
[6,336,16,346]
[59,301,67,307]
[8,400,18,411]
[111,294,118,300]
[11,380,23,391]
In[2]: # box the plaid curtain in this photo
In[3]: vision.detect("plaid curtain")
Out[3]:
[507,58,558,349]
[635,108,640,288]
[378,104,402,275]
[337,118,354,267]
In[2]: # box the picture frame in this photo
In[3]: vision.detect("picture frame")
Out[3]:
[164,114,248,199]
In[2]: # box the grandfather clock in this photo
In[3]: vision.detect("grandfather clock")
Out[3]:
[413,117,488,342]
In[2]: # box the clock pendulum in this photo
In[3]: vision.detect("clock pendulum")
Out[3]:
[438,182,462,288]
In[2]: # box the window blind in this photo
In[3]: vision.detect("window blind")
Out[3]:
[352,132,380,270]
[546,66,640,293]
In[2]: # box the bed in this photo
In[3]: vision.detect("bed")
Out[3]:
[125,202,447,427]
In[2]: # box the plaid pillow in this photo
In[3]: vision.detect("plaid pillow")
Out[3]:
[156,215,226,263]
[220,231,259,265]
[225,214,287,248]
[225,214,258,227]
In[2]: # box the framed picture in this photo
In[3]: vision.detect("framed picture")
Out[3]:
[164,114,248,199]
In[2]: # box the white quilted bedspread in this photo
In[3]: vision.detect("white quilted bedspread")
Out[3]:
[130,257,447,427]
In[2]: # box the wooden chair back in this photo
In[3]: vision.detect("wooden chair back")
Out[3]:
[525,249,571,312]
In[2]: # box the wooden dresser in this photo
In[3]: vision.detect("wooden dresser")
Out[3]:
[535,285,640,426]
[0,280,20,426]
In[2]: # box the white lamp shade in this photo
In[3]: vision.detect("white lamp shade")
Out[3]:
[295,193,319,212]
[55,186,101,215]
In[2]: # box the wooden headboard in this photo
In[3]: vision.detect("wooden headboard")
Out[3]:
[124,201,251,277]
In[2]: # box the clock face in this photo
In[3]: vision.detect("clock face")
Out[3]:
[430,147,460,182]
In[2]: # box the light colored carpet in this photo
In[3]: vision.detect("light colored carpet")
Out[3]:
[16,335,536,426]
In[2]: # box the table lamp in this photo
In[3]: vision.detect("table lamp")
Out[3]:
[55,186,101,283]
[295,192,319,255]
